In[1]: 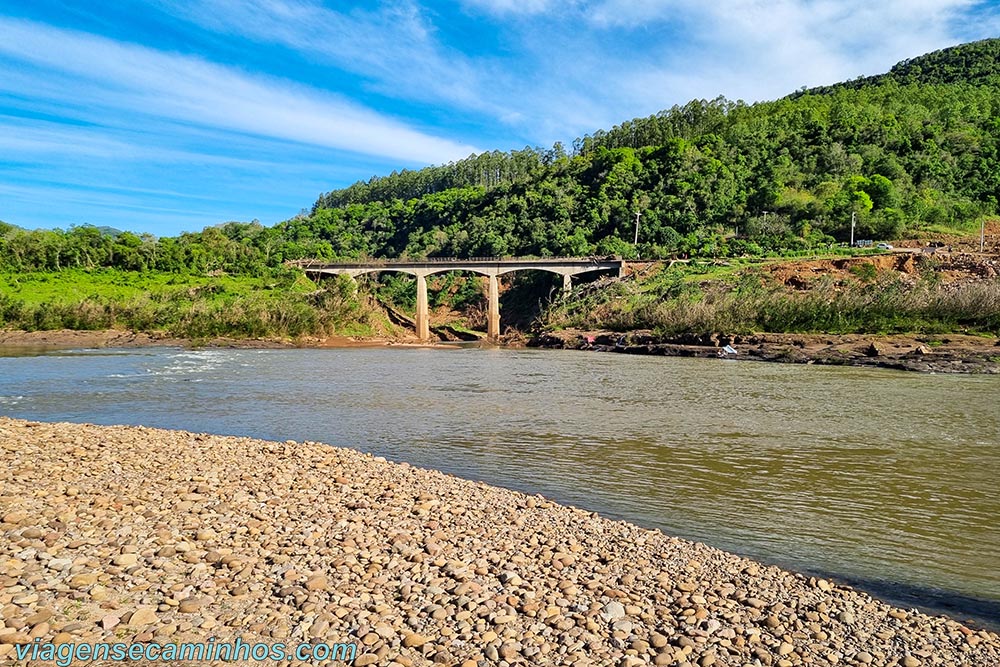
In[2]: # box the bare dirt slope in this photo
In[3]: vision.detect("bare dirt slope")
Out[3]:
[763,251,1000,290]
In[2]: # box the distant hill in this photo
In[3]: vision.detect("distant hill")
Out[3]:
[794,39,1000,95]
[297,38,1000,259]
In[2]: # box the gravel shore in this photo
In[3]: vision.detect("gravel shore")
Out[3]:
[1,418,997,666]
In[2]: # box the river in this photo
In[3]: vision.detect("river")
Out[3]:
[1,345,998,626]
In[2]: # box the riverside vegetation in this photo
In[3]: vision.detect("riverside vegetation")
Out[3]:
[542,255,1000,337]
[0,268,384,341]
[1,417,997,666]
[3,40,1000,342]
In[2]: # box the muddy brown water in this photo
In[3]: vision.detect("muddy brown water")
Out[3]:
[2,346,998,627]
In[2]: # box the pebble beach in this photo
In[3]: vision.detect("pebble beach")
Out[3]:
[0,417,997,666]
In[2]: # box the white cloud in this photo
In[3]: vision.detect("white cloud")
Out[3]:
[417,1,995,145]
[586,0,685,27]
[460,0,572,16]
[0,182,221,221]
[593,0,986,113]
[0,17,479,165]
[0,118,268,171]
[153,0,507,115]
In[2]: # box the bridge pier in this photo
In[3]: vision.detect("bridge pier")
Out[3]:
[415,273,430,341]
[487,274,500,341]
[298,258,624,343]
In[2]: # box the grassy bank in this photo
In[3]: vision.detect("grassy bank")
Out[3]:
[6,256,1000,343]
[0,269,384,339]
[544,263,1000,336]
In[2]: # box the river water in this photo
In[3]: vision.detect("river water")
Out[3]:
[1,345,998,626]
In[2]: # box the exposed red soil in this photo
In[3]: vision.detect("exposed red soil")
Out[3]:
[762,251,1000,290]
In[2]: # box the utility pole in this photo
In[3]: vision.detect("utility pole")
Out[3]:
[850,211,856,247]
[634,210,641,246]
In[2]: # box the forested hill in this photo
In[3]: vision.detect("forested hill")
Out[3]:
[299,38,1000,260]
[3,40,1000,275]
[888,38,1000,85]
[798,39,1000,95]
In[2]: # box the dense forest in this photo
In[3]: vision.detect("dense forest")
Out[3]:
[2,38,1000,275]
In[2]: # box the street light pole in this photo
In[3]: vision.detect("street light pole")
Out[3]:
[850,211,856,247]
[634,210,641,246]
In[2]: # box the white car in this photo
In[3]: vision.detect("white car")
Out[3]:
[876,243,894,250]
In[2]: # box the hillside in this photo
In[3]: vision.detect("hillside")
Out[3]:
[299,38,1000,261]
[797,39,1000,95]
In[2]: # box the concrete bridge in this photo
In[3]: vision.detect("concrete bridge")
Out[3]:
[294,257,624,341]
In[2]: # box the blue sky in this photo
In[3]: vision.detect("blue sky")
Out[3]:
[2,1,998,236]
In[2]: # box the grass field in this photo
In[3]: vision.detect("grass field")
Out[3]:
[0,268,315,305]
[0,269,381,339]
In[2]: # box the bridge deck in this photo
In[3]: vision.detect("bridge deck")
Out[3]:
[291,257,623,275]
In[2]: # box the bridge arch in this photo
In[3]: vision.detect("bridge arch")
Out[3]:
[296,258,623,341]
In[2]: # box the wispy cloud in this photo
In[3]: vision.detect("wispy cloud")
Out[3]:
[244,0,991,144]
[0,117,270,170]
[604,0,983,107]
[0,182,236,232]
[459,0,573,16]
[454,0,993,133]
[0,16,478,164]
[584,0,684,27]
[154,0,632,139]
[153,0,506,115]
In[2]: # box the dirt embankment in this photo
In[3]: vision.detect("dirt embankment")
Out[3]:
[902,219,1000,255]
[1,418,997,666]
[0,329,421,351]
[763,251,1000,290]
[532,330,1000,374]
[0,329,188,349]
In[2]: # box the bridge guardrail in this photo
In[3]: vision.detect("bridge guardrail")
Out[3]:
[289,256,623,268]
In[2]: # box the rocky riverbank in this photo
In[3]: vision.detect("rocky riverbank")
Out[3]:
[4,328,1000,374]
[530,330,1000,374]
[1,418,997,666]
